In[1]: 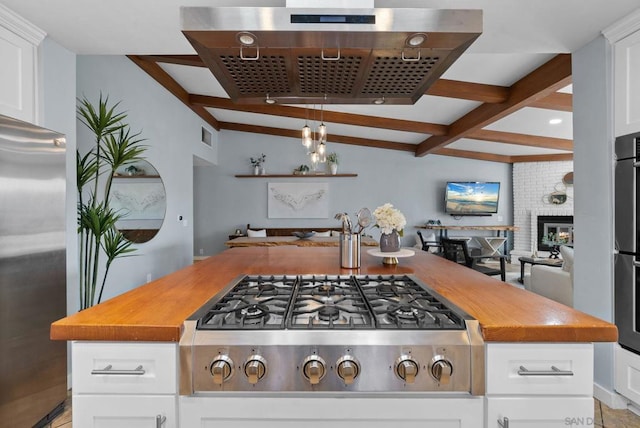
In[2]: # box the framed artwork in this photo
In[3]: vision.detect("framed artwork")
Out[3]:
[268,182,329,218]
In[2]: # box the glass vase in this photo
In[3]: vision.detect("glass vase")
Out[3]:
[379,230,401,253]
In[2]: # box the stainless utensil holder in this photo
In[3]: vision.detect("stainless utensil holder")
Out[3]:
[340,233,361,268]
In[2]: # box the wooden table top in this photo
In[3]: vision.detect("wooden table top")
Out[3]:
[51,247,617,343]
[226,235,379,247]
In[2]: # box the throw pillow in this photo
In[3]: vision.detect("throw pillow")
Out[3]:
[560,245,574,272]
[247,228,267,238]
[313,230,331,237]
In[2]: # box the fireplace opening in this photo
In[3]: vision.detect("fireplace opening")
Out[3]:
[537,215,574,251]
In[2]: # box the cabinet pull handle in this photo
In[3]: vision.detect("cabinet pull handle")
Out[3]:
[517,365,573,376]
[91,364,145,376]
[156,415,166,427]
[497,417,509,428]
[633,261,640,268]
[633,161,640,168]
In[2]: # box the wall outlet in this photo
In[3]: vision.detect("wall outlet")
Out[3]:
[146,273,152,283]
[498,215,503,222]
[199,248,204,255]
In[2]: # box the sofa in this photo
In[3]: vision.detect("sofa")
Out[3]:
[523,245,574,307]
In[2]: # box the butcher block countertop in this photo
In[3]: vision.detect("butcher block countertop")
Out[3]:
[51,247,617,343]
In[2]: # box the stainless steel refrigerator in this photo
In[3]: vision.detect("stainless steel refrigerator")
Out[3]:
[615,131,640,355]
[0,115,67,427]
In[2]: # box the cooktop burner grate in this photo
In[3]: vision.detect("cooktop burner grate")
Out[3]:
[197,275,296,330]
[195,274,468,331]
[288,275,375,329]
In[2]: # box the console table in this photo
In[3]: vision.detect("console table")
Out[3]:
[416,225,518,257]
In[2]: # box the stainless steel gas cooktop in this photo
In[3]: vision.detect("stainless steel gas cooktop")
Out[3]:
[180,274,484,395]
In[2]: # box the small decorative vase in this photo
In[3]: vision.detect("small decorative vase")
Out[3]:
[330,163,338,175]
[379,230,401,253]
[253,165,260,175]
[260,166,266,175]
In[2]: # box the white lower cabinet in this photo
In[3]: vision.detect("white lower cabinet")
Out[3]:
[485,343,595,427]
[180,396,484,428]
[73,395,177,428]
[72,341,597,427]
[72,342,178,428]
[487,397,594,427]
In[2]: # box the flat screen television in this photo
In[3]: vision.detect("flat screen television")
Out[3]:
[445,181,500,216]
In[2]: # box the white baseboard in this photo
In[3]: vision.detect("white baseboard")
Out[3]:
[594,382,629,409]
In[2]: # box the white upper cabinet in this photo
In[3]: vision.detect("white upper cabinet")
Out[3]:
[0,4,45,124]
[605,9,640,137]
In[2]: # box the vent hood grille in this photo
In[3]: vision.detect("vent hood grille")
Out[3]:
[181,7,482,104]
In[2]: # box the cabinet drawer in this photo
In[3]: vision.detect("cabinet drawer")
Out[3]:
[73,342,177,394]
[486,396,593,428]
[73,394,177,428]
[486,343,593,395]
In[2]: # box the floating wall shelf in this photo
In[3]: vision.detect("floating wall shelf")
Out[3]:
[235,174,357,178]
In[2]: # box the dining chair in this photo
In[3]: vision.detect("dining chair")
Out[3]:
[417,230,443,254]
[440,238,506,281]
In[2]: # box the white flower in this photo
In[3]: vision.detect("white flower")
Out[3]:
[373,203,406,235]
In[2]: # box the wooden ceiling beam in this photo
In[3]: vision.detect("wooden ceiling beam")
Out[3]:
[415,54,572,157]
[127,55,221,131]
[467,129,573,151]
[139,54,205,67]
[530,92,573,112]
[426,79,509,103]
[219,122,416,152]
[191,94,448,136]
[433,148,512,163]
[510,153,574,163]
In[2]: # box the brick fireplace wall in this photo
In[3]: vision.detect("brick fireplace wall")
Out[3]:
[511,161,574,261]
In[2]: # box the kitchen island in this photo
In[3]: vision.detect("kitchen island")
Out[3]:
[52,247,616,427]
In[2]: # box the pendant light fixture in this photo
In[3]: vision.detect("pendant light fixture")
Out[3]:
[301,104,312,149]
[300,101,328,167]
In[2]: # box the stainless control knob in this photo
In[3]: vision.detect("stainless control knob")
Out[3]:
[431,357,453,385]
[210,355,233,385]
[302,355,326,385]
[336,355,360,385]
[244,355,267,384]
[395,355,419,384]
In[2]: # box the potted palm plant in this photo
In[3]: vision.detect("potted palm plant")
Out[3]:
[77,94,147,309]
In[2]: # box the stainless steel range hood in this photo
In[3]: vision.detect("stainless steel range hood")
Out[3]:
[181,7,482,105]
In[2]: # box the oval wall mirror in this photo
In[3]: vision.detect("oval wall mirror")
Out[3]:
[110,160,166,243]
[562,172,574,185]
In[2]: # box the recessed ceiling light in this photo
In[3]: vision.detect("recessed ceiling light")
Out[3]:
[549,118,563,125]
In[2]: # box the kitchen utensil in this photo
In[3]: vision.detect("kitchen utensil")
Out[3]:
[355,207,372,234]
[334,212,352,234]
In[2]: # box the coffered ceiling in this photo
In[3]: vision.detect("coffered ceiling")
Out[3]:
[3,0,639,163]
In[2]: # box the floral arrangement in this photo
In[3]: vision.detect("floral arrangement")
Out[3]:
[250,153,266,167]
[373,203,406,236]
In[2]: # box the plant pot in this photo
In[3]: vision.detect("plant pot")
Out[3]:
[379,230,401,252]
[253,165,260,175]
[330,163,338,175]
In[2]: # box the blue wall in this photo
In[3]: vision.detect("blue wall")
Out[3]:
[194,130,513,255]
